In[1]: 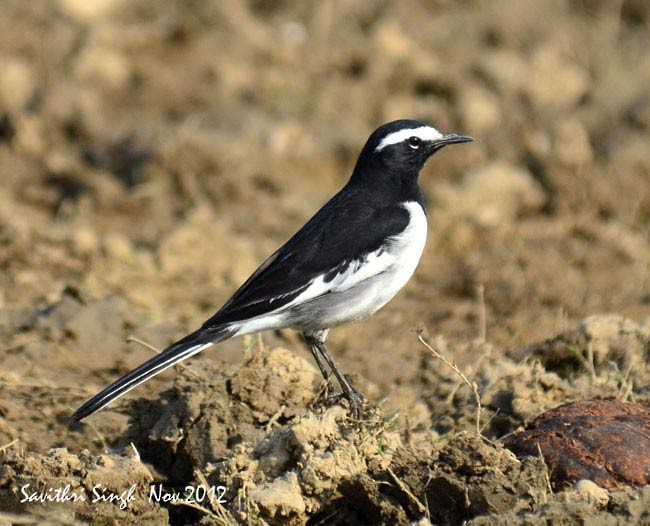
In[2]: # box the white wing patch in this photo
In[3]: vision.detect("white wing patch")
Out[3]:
[375,126,443,152]
[292,249,394,302]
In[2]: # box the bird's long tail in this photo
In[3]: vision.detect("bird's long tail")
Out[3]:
[70,326,235,422]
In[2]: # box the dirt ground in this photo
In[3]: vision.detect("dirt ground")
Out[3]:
[1,0,649,524]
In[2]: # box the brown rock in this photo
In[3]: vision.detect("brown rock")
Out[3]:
[505,399,650,490]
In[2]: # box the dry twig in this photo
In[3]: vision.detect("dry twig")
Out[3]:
[476,284,487,343]
[417,331,482,435]
[536,443,554,497]
[194,470,237,524]
[0,437,19,453]
[387,466,427,515]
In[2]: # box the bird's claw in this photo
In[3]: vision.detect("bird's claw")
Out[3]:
[346,389,365,419]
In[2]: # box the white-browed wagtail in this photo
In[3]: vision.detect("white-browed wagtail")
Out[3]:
[72,119,472,421]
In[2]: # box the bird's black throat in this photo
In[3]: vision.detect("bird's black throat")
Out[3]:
[350,154,427,208]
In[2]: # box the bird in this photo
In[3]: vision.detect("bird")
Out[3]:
[71,119,472,422]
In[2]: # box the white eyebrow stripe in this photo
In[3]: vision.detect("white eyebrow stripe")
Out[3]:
[375,126,443,152]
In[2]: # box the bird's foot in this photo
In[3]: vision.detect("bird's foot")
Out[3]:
[344,388,365,419]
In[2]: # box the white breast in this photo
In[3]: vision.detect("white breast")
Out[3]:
[372,201,428,308]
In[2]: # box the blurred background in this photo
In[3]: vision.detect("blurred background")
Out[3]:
[1,0,649,450]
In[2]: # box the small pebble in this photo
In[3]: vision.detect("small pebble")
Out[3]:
[575,479,609,506]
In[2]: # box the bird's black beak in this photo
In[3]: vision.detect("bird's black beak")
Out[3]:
[437,133,474,146]
[428,132,473,155]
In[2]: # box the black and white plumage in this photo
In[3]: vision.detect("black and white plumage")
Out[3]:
[71,119,472,422]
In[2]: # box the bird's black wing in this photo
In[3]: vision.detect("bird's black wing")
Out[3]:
[202,186,411,326]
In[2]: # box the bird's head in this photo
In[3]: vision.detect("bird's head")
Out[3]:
[355,119,473,177]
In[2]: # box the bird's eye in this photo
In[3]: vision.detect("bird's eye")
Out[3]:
[407,136,421,149]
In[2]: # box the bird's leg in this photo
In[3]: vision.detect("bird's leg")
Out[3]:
[303,334,333,385]
[316,341,364,418]
[304,330,364,418]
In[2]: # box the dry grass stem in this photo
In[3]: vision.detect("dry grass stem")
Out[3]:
[536,443,554,497]
[85,421,109,452]
[0,437,19,453]
[417,331,482,436]
[194,469,237,525]
[476,284,487,343]
[387,466,427,515]
[125,336,163,355]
